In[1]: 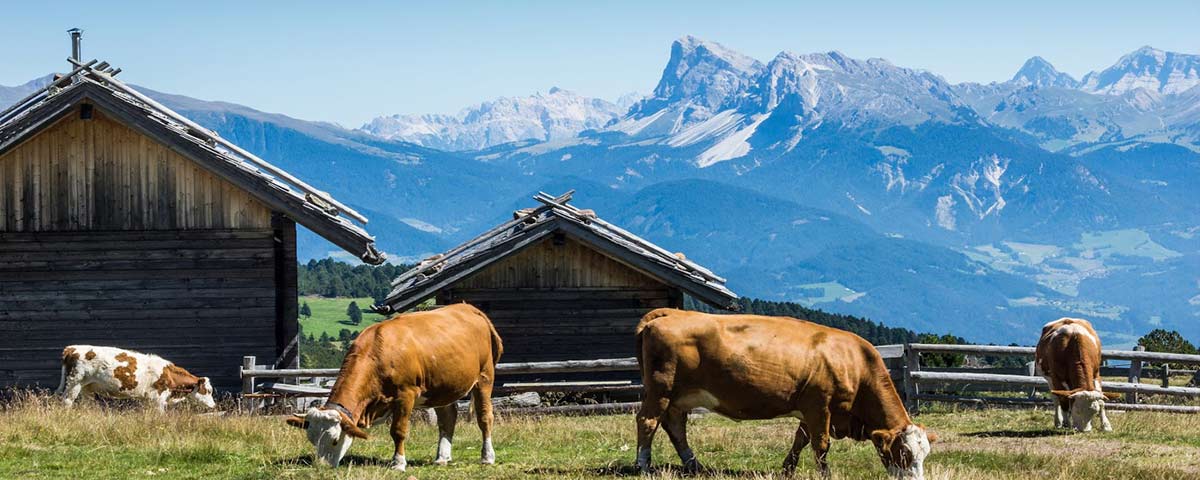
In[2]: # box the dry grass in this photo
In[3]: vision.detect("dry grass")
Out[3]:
[1,392,1198,479]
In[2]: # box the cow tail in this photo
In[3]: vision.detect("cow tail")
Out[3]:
[488,320,504,366]
[57,347,74,394]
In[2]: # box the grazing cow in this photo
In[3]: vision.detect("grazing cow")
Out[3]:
[1035,317,1118,432]
[286,303,503,470]
[58,345,216,412]
[635,309,935,480]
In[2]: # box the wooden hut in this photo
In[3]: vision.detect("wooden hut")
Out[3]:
[0,50,384,390]
[380,191,737,363]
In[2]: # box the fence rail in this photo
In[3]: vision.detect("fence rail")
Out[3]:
[900,343,1200,414]
[239,355,641,413]
[238,342,1200,416]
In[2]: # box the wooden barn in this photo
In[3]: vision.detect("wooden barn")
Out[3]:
[0,43,384,390]
[380,191,737,363]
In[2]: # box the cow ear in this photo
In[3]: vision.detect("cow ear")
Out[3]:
[340,417,369,439]
[870,429,893,450]
[286,414,308,429]
[918,424,938,443]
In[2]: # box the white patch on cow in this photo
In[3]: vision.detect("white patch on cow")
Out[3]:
[889,425,931,480]
[435,435,453,465]
[481,437,496,464]
[675,390,720,410]
[303,408,354,467]
[1068,390,1106,432]
[390,453,407,471]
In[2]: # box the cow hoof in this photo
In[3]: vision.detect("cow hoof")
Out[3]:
[682,459,704,474]
[480,458,495,465]
[434,458,450,466]
[389,455,407,471]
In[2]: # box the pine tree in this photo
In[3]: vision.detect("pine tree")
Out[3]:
[300,302,312,318]
[347,301,363,326]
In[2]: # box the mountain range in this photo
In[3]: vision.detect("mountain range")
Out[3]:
[3,37,1198,345]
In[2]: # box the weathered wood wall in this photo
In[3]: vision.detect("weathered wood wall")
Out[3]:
[0,230,280,390]
[0,106,291,390]
[0,111,272,232]
[443,235,681,363]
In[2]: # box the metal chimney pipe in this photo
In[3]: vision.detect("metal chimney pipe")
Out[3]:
[68,28,82,61]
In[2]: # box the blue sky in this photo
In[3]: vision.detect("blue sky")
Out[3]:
[2,1,1197,126]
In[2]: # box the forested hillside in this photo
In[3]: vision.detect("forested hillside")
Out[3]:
[297,260,970,367]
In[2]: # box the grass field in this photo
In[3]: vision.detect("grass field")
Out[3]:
[2,394,1198,480]
[298,295,386,339]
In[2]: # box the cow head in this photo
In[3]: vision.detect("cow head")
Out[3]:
[872,424,936,480]
[1051,389,1118,431]
[286,407,368,467]
[188,377,217,409]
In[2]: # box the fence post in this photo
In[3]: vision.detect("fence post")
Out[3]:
[1026,361,1038,398]
[1127,346,1144,404]
[903,344,920,415]
[1162,364,1171,388]
[242,355,256,413]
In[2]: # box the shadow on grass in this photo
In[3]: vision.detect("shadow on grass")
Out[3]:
[963,429,1072,438]
[274,454,430,468]
[528,464,772,478]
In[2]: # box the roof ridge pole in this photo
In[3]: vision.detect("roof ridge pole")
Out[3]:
[0,59,97,126]
[66,61,369,225]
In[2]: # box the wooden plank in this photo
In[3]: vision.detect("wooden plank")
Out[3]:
[0,306,276,321]
[0,287,277,301]
[0,268,275,282]
[0,277,269,293]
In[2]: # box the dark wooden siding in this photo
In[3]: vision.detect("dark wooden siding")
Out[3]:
[442,234,682,363]
[0,229,280,391]
[0,110,272,232]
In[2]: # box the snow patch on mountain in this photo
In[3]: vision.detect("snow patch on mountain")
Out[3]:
[1081,47,1200,95]
[361,88,628,151]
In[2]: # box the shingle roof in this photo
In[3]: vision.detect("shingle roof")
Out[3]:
[0,63,384,264]
[381,191,738,312]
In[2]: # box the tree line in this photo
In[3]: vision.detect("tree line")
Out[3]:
[296,260,1199,369]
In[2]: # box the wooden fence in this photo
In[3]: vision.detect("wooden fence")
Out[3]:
[240,355,642,415]
[895,343,1200,414]
[240,343,1200,416]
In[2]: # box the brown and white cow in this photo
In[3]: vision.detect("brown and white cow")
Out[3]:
[1036,317,1118,432]
[286,303,503,470]
[58,345,216,412]
[634,309,934,479]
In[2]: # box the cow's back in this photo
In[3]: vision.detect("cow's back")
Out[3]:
[637,309,880,420]
[1036,318,1102,391]
[349,303,500,405]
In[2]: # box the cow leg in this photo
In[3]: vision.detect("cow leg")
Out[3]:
[61,379,83,407]
[472,382,496,465]
[636,387,671,472]
[1055,398,1070,429]
[433,404,457,465]
[1098,402,1113,432]
[804,409,832,479]
[660,406,701,472]
[389,390,417,471]
[782,422,811,475]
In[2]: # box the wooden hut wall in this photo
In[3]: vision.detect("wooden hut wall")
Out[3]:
[0,110,272,231]
[441,234,682,362]
[0,108,287,390]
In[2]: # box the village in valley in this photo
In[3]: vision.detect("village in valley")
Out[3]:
[2,3,1200,479]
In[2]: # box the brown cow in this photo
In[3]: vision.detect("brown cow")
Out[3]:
[1035,317,1118,432]
[635,309,935,479]
[286,303,503,470]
